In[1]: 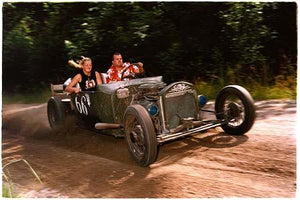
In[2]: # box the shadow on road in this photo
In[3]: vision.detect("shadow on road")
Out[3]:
[254,99,296,120]
[3,108,248,168]
[155,131,248,166]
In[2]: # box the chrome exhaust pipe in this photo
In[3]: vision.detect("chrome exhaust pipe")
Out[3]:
[95,123,121,130]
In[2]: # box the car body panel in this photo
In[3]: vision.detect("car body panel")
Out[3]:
[159,81,199,129]
[70,76,164,124]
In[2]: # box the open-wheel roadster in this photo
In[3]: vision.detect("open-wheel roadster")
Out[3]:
[48,75,255,166]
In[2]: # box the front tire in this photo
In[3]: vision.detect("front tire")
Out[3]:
[215,85,256,135]
[124,105,158,167]
[47,96,66,129]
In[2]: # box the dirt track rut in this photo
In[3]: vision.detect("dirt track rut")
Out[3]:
[1,100,297,198]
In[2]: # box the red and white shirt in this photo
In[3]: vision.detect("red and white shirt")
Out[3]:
[106,62,139,83]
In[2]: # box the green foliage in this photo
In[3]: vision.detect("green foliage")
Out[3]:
[249,78,297,100]
[2,183,19,198]
[218,2,271,83]
[2,159,43,198]
[2,88,51,104]
[194,77,296,101]
[194,78,225,99]
[221,3,269,63]
[3,16,34,92]
[2,2,297,96]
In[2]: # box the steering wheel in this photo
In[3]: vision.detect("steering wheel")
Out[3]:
[120,63,144,80]
[120,64,132,80]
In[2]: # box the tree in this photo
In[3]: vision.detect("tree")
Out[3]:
[218,2,270,83]
[2,2,297,93]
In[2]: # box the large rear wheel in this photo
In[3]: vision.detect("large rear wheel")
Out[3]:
[47,96,66,129]
[215,85,256,135]
[124,105,158,167]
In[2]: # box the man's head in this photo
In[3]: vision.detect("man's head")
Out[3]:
[112,52,123,68]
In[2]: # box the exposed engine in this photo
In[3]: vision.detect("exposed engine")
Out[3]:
[138,82,166,98]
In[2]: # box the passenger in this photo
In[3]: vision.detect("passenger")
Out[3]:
[65,57,102,93]
[106,52,144,83]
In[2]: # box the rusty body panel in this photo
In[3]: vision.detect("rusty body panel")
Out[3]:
[69,76,203,136]
[70,76,164,124]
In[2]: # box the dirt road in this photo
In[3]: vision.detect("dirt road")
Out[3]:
[1,100,297,198]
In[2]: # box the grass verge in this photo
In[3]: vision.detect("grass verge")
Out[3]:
[2,88,51,104]
[2,159,43,198]
[194,79,297,100]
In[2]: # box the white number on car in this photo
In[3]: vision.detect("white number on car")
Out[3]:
[75,96,89,115]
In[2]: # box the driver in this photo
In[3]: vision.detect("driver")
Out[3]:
[106,52,144,83]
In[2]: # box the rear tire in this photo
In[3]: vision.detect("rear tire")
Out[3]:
[124,105,158,167]
[47,96,66,129]
[215,85,255,135]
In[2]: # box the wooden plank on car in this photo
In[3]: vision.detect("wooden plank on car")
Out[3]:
[50,84,64,95]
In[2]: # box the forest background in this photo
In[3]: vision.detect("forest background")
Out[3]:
[2,2,297,102]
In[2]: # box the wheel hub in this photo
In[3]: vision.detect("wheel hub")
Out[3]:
[130,125,143,143]
[227,102,241,118]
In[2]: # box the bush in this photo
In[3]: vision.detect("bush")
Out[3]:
[194,78,225,99]
[194,76,297,100]
[2,88,51,104]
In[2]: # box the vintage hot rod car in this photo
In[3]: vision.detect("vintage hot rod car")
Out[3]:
[47,75,255,166]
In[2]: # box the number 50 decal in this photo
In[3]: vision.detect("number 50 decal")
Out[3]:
[75,96,89,115]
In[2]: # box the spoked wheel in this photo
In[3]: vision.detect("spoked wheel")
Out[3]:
[124,105,158,167]
[47,96,66,129]
[215,85,256,135]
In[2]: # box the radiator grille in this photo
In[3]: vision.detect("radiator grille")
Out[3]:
[164,92,197,129]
